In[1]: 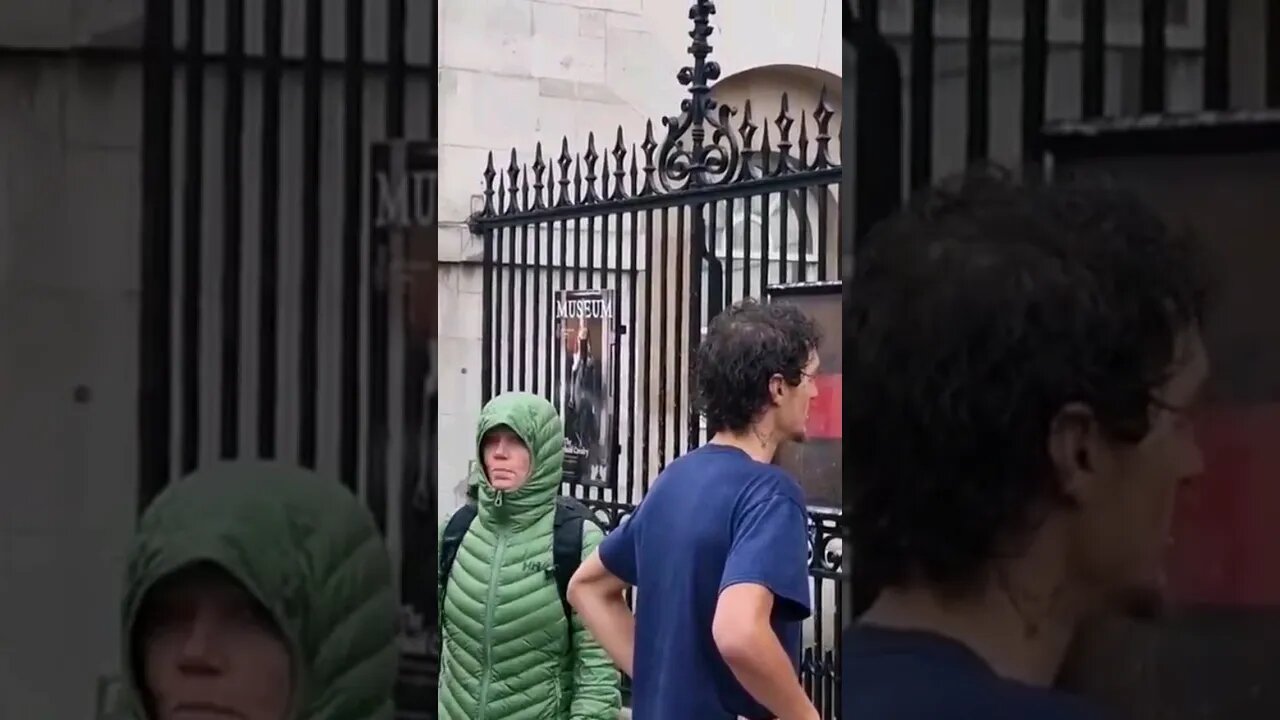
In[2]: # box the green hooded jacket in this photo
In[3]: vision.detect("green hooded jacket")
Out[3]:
[119,461,400,720]
[438,392,621,720]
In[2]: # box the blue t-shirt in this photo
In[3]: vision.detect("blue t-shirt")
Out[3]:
[598,444,812,720]
[843,625,1107,720]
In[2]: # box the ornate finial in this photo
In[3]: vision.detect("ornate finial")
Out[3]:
[640,121,658,196]
[481,151,497,216]
[520,164,530,211]
[556,137,572,207]
[611,127,628,200]
[736,99,759,181]
[505,149,520,214]
[813,86,836,169]
[583,132,600,203]
[656,0,741,190]
[629,143,639,197]
[531,142,547,210]
[773,93,794,176]
[797,110,811,171]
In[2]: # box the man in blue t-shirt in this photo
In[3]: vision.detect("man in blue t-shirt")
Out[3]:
[567,298,823,720]
[843,171,1212,719]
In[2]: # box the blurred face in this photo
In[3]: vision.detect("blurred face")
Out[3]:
[1056,328,1210,617]
[770,351,821,442]
[139,564,292,720]
[482,426,533,492]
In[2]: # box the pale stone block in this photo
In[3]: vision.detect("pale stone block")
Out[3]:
[0,0,75,47]
[439,68,542,152]
[531,22,606,84]
[438,144,500,226]
[66,62,142,150]
[604,7,649,32]
[436,224,467,265]
[437,336,484,420]
[73,0,143,47]
[535,0,642,14]
[437,267,484,341]
[441,0,535,76]
[62,148,141,293]
[579,9,607,38]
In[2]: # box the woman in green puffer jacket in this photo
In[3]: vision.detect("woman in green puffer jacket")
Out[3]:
[438,392,621,720]
[118,461,399,720]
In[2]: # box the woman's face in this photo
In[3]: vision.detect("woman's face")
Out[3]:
[139,564,293,720]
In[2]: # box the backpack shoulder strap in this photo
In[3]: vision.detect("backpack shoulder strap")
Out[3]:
[552,497,606,632]
[439,503,478,600]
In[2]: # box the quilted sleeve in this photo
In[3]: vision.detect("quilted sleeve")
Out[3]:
[568,522,622,720]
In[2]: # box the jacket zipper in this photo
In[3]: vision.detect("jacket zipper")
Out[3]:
[476,526,508,717]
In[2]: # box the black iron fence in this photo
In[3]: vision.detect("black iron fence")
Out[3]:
[843,0,1280,621]
[138,0,437,716]
[468,1,844,715]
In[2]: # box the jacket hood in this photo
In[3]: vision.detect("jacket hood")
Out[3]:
[474,392,564,525]
[120,461,398,720]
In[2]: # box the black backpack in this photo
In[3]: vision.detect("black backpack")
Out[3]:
[439,495,605,640]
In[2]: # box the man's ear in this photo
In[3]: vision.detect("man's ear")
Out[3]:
[767,373,786,405]
[1046,402,1100,502]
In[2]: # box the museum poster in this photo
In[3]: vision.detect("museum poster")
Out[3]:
[554,288,618,488]
[370,138,437,686]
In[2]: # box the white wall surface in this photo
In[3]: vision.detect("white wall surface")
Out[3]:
[0,3,145,717]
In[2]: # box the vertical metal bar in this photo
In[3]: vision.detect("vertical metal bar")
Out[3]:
[816,184,829,280]
[556,214,569,413]
[533,220,544,397]
[594,206,609,503]
[967,0,989,161]
[657,207,670,473]
[627,208,639,506]
[492,222,505,397]
[695,204,712,450]
[257,0,283,458]
[386,0,409,551]
[220,0,245,459]
[339,0,364,490]
[180,0,205,476]
[139,0,175,510]
[506,223,517,392]
[723,197,734,304]
[519,215,530,390]
[797,190,810,283]
[1021,0,1048,166]
[778,192,789,285]
[1141,0,1167,113]
[481,227,495,404]
[760,192,772,293]
[742,194,753,298]
[298,0,322,468]
[387,0,406,132]
[910,0,935,189]
[674,207,687,457]
[1203,0,1229,110]
[1081,0,1105,117]
[641,206,655,494]
[853,23,903,243]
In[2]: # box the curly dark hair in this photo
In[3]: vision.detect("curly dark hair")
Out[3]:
[846,167,1209,596]
[695,298,822,434]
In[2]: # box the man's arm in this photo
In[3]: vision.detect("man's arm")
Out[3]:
[716,492,818,720]
[567,547,635,678]
[567,525,622,719]
[714,584,818,720]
